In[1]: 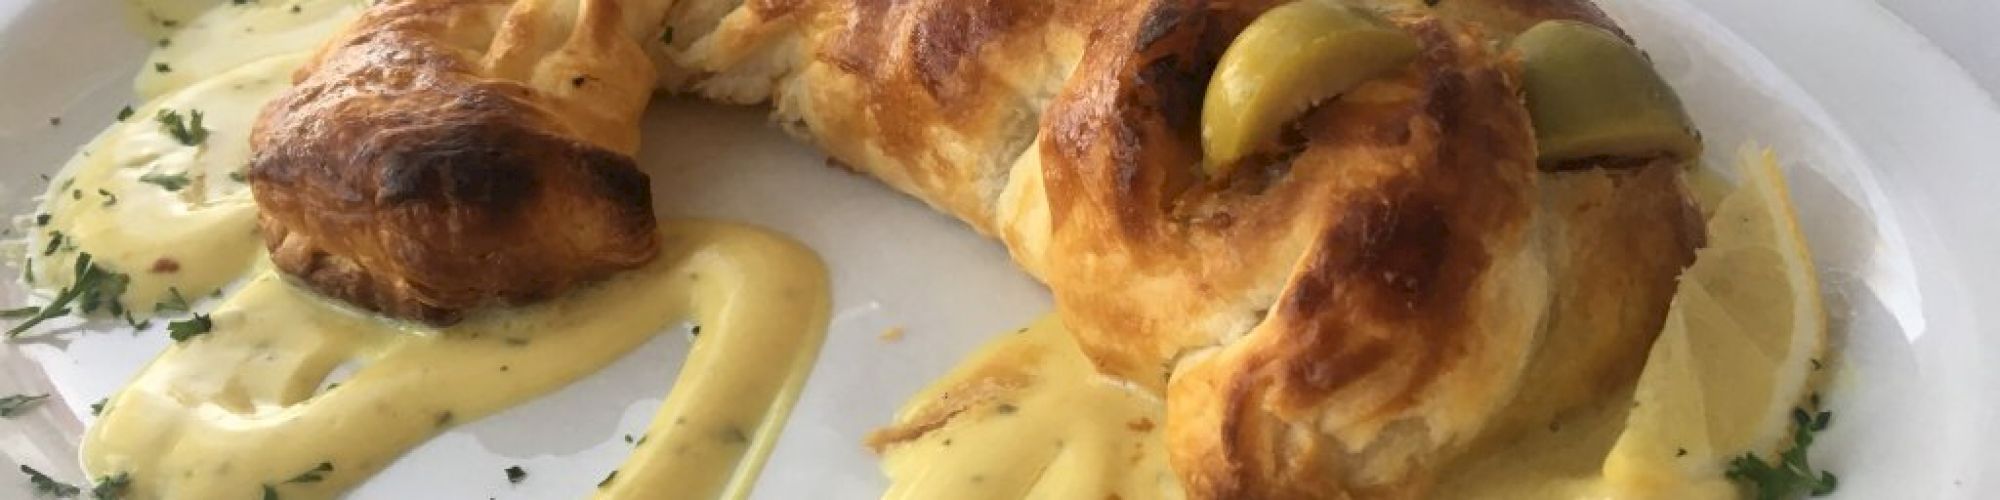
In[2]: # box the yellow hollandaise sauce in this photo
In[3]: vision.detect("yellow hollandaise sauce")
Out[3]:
[870,316,1183,500]
[17,1,833,498]
[873,318,1710,500]
[83,222,830,499]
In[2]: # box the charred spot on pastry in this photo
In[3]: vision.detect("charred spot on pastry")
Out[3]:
[1343,199,1450,307]
[1135,54,1205,133]
[372,121,538,215]
[909,0,1023,99]
[1135,2,1191,50]
[574,146,654,218]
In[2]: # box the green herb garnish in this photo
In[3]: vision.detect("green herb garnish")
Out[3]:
[166,313,213,342]
[155,287,191,313]
[43,231,65,256]
[89,472,129,500]
[7,253,130,337]
[89,399,106,416]
[154,109,208,146]
[115,106,134,121]
[138,172,191,192]
[1726,400,1838,499]
[20,465,79,498]
[261,484,278,500]
[0,394,49,417]
[504,465,526,484]
[285,462,332,484]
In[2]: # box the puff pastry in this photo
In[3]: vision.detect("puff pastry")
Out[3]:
[249,0,672,323]
[662,0,1697,496]
[253,0,1700,496]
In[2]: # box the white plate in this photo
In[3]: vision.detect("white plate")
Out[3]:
[1,0,1997,498]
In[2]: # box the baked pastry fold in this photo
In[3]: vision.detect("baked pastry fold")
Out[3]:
[250,0,672,323]
[253,0,1699,496]
[661,0,1696,496]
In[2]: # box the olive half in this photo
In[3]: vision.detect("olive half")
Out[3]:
[1201,1,1421,177]
[1512,20,1701,165]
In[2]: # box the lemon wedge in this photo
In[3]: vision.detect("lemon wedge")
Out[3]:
[1600,149,1827,497]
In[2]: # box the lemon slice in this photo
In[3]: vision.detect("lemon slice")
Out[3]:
[1600,148,1827,497]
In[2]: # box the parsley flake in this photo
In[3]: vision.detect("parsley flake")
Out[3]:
[20,465,79,498]
[7,253,131,337]
[90,473,130,500]
[0,393,49,417]
[167,313,213,342]
[138,172,191,191]
[1726,399,1839,499]
[154,109,208,146]
[285,462,332,484]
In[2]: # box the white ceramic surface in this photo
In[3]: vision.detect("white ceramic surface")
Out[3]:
[0,0,1995,498]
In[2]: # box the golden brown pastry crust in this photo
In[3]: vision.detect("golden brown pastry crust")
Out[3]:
[253,0,1698,496]
[659,0,1699,497]
[250,0,666,323]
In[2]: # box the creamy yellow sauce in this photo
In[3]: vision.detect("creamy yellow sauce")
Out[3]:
[874,316,1182,500]
[30,53,294,314]
[132,0,365,100]
[20,1,832,498]
[84,222,829,499]
[878,317,1720,500]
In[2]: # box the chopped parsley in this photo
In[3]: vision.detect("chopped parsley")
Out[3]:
[597,470,618,489]
[138,172,191,192]
[35,213,50,226]
[661,26,675,45]
[97,189,117,207]
[0,394,49,417]
[285,462,332,484]
[166,314,213,342]
[153,62,171,73]
[89,398,106,416]
[155,287,192,313]
[89,473,129,500]
[154,109,208,146]
[42,231,64,256]
[20,465,79,498]
[1726,399,1838,499]
[504,465,526,484]
[7,253,131,337]
[122,311,149,330]
[1,306,37,318]
[261,484,278,500]
[115,106,134,121]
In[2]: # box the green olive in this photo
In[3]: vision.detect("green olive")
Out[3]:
[1512,20,1700,165]
[1201,1,1420,177]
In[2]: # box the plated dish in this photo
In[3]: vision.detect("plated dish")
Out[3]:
[2,0,1996,498]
